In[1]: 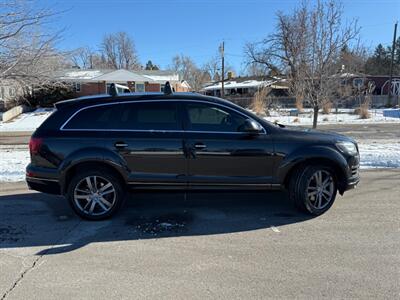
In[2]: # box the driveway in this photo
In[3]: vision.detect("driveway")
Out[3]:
[0,169,399,299]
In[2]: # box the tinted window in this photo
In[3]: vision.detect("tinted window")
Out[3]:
[64,104,121,130]
[118,102,180,130]
[186,103,247,132]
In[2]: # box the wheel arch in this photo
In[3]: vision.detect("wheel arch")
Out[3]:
[59,148,129,195]
[279,146,349,194]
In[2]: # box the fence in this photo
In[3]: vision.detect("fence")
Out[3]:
[224,94,399,110]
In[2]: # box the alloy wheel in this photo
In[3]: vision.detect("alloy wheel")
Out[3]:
[306,170,335,210]
[73,176,116,216]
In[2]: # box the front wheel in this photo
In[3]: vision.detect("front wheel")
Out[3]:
[289,165,337,215]
[66,170,125,220]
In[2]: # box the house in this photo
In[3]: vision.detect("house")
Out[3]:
[201,76,289,107]
[201,76,288,97]
[56,68,191,97]
[0,79,24,110]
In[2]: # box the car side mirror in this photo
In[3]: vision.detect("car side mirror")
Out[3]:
[240,119,263,134]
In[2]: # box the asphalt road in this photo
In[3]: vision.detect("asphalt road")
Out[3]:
[0,169,399,299]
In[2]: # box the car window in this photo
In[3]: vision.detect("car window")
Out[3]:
[63,104,121,130]
[186,102,247,132]
[118,101,180,130]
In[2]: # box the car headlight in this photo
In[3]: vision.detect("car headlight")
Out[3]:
[336,141,358,155]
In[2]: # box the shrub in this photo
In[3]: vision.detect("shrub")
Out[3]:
[13,84,74,109]
[322,101,332,114]
[293,118,300,123]
[250,87,270,116]
[295,96,304,112]
[358,102,370,119]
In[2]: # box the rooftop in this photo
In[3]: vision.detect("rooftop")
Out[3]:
[55,68,180,83]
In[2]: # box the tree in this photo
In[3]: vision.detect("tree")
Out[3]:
[202,56,234,81]
[100,32,141,70]
[145,60,159,70]
[245,0,360,128]
[364,39,400,75]
[170,54,209,91]
[70,47,96,69]
[337,44,367,74]
[0,0,68,103]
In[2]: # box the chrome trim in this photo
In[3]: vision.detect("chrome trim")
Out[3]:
[189,183,271,186]
[26,176,59,182]
[59,99,267,135]
[128,182,186,185]
[128,181,281,187]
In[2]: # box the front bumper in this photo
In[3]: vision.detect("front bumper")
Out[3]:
[342,154,360,192]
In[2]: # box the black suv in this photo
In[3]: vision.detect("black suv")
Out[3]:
[26,87,360,220]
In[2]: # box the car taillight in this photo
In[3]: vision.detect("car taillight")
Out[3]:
[29,137,43,155]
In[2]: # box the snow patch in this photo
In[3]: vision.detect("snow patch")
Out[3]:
[263,109,400,125]
[359,143,400,169]
[0,108,54,132]
[0,146,30,182]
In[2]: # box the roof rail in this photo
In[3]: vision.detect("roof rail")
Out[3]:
[164,81,173,95]
[109,83,118,97]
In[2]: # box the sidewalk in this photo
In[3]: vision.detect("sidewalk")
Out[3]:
[0,131,32,145]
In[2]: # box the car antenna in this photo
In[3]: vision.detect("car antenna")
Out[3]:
[109,83,118,97]
[164,81,173,95]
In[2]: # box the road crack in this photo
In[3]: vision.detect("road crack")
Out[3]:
[1,220,82,300]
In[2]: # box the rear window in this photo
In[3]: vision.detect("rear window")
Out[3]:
[63,104,121,130]
[62,101,180,131]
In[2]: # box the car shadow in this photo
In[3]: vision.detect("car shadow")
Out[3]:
[0,190,315,255]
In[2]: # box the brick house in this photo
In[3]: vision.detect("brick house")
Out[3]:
[57,69,190,97]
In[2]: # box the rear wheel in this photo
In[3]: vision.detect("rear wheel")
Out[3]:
[67,170,125,220]
[289,165,337,215]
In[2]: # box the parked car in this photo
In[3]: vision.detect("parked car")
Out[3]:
[26,85,360,220]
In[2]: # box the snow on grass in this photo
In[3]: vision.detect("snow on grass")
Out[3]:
[262,109,400,125]
[0,145,29,182]
[1,142,399,182]
[0,108,54,132]
[358,143,400,169]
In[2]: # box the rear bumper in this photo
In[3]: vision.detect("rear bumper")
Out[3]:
[26,176,61,195]
[26,164,61,195]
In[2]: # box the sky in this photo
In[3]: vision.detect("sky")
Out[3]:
[38,0,400,74]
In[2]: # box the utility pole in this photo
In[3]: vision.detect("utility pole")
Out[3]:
[220,41,225,98]
[388,21,397,105]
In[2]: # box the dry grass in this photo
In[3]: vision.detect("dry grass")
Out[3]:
[293,118,300,123]
[323,117,329,122]
[295,96,304,112]
[251,87,270,116]
[322,101,332,114]
[358,102,371,119]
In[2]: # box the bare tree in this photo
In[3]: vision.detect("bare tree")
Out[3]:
[100,32,141,70]
[245,0,360,127]
[70,47,96,69]
[170,54,209,91]
[202,56,234,81]
[0,0,68,103]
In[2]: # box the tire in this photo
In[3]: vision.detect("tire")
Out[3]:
[289,165,337,215]
[66,169,125,220]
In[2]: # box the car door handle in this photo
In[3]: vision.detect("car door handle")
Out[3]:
[194,143,207,150]
[114,142,128,148]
